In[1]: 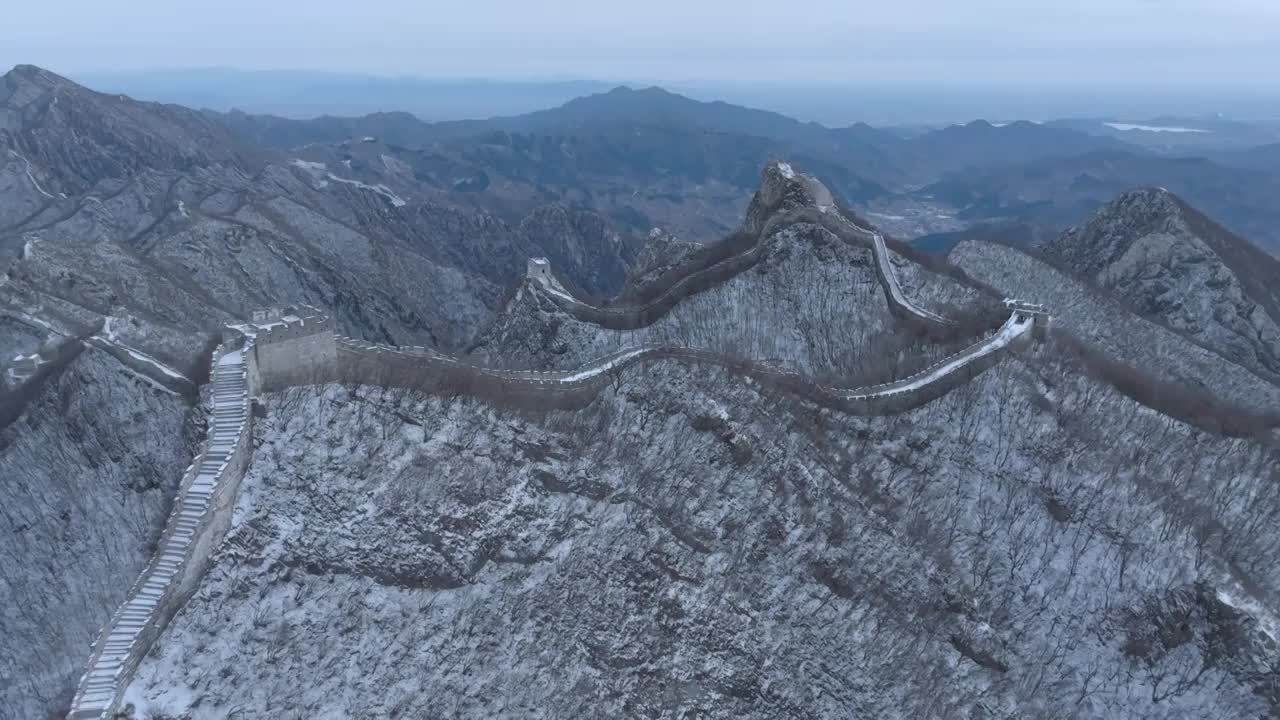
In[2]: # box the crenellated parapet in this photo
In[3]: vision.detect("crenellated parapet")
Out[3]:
[245,304,335,344]
[230,305,339,392]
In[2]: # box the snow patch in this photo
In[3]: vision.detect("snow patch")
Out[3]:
[776,162,796,179]
[121,682,193,719]
[11,311,59,334]
[8,149,54,199]
[290,159,331,188]
[325,173,407,207]
[1216,586,1279,644]
[557,347,652,383]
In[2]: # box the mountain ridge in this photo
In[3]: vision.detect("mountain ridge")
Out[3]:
[1044,187,1280,381]
[1,65,261,196]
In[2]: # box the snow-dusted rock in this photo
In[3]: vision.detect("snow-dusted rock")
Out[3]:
[1046,188,1280,382]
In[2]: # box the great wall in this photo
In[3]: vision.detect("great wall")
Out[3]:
[66,169,1052,719]
[519,184,973,336]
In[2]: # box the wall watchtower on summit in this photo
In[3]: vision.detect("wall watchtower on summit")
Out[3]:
[527,257,554,284]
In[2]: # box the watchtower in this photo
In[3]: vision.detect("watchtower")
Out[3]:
[1004,299,1052,340]
[8,353,42,383]
[527,257,554,284]
[242,305,338,391]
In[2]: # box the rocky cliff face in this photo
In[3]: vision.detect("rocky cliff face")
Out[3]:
[622,228,702,293]
[1044,189,1280,382]
[516,204,639,299]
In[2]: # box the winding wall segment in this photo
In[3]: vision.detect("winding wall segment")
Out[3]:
[69,301,1040,717]
[525,204,962,335]
[326,309,1034,413]
[63,160,1041,715]
[870,231,955,329]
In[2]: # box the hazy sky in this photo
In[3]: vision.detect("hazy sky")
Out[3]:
[6,0,1278,86]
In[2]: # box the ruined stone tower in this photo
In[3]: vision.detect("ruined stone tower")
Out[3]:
[527,257,554,284]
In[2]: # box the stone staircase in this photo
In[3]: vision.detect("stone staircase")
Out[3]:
[68,348,250,719]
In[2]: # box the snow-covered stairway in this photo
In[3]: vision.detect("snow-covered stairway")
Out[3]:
[68,347,252,720]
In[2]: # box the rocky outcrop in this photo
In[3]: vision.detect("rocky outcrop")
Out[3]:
[516,204,639,299]
[620,228,701,296]
[1045,188,1280,382]
[743,161,836,235]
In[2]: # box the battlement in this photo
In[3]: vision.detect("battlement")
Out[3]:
[253,314,336,345]
[249,303,324,324]
[246,305,334,345]
[234,306,339,392]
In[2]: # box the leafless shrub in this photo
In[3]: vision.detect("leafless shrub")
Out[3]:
[1053,330,1280,438]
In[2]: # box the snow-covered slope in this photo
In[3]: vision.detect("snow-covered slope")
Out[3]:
[950,238,1280,413]
[5,65,1280,719]
[1044,188,1280,383]
[124,345,1280,718]
[0,348,196,720]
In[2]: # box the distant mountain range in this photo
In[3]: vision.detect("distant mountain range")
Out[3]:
[202,87,1280,255]
[69,67,621,121]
